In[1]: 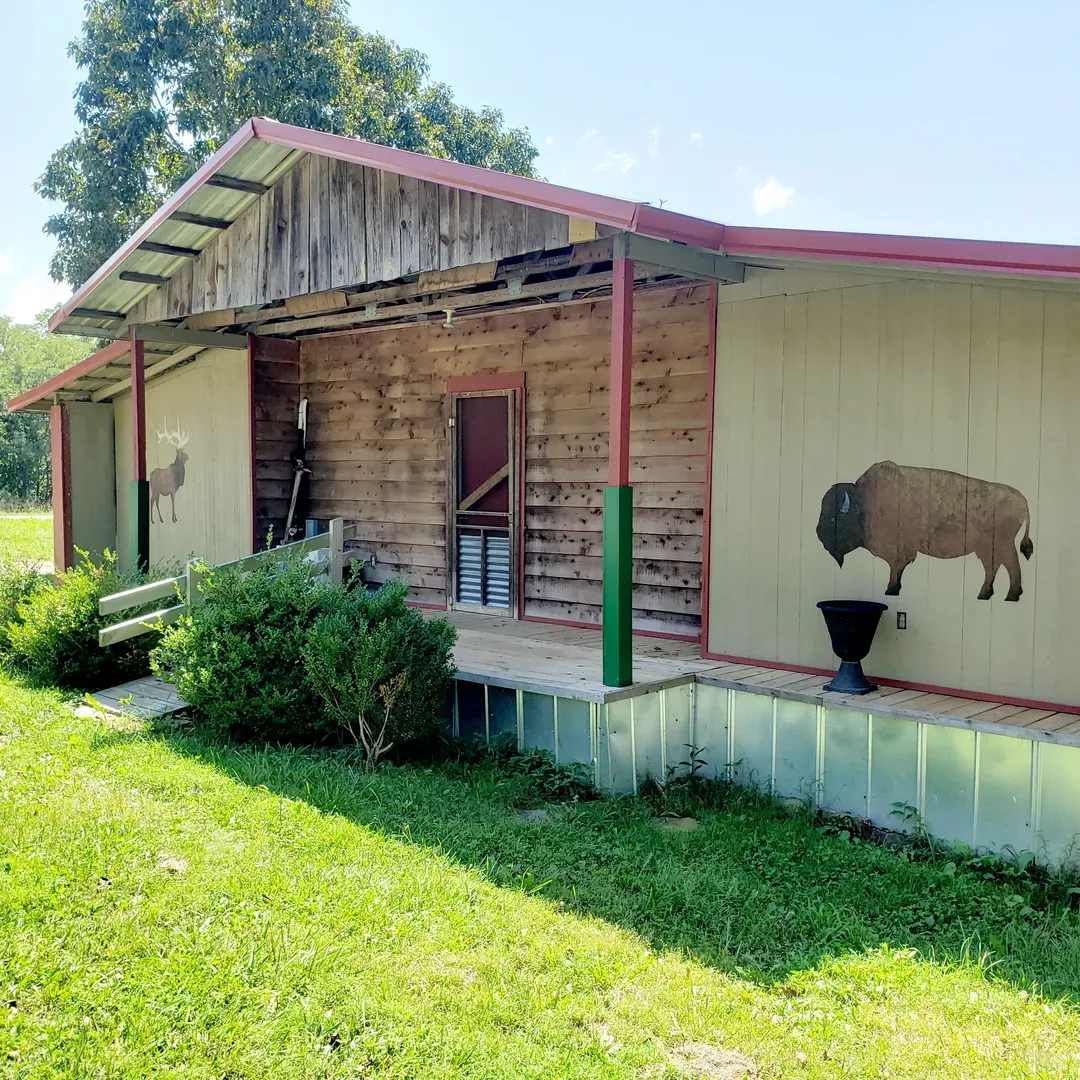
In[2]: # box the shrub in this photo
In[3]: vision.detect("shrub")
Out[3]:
[6,550,155,689]
[303,580,457,766]
[151,555,333,740]
[0,557,48,654]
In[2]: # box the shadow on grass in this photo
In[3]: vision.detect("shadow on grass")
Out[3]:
[100,723,1080,1003]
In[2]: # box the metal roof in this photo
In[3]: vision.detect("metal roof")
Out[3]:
[48,115,1080,343]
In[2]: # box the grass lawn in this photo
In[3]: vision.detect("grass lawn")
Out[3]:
[1,676,1079,1077]
[0,513,51,565]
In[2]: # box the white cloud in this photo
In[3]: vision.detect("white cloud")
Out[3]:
[577,127,598,146]
[688,132,702,148]
[753,178,795,216]
[734,165,749,179]
[544,135,555,146]
[594,151,637,175]
[648,126,660,161]
[2,275,70,324]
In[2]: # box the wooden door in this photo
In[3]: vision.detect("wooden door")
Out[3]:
[449,390,518,614]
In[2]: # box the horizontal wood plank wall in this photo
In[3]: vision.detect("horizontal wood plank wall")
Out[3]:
[251,336,300,548]
[298,285,712,633]
[126,154,572,325]
[708,266,1080,706]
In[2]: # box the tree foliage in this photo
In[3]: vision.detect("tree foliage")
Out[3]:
[0,317,94,507]
[38,0,539,288]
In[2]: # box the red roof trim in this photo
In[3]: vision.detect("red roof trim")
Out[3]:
[48,117,1080,342]
[6,339,131,413]
[250,118,642,228]
[722,226,1080,277]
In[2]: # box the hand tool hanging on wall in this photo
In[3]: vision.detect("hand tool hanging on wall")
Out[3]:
[283,397,310,543]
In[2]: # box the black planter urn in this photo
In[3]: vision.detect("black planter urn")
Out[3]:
[816,600,888,695]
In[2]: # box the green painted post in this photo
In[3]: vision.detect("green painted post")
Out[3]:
[130,479,150,574]
[602,485,633,687]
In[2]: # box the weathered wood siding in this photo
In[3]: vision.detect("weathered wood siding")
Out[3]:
[297,285,712,635]
[250,336,300,548]
[708,265,1080,705]
[114,348,252,571]
[127,154,572,325]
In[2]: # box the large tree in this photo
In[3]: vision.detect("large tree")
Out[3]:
[37,0,539,289]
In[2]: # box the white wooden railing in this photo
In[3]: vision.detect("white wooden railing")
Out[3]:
[97,518,353,647]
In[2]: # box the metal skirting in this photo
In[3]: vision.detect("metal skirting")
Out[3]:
[451,676,1080,867]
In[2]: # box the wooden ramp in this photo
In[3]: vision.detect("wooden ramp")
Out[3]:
[90,676,186,720]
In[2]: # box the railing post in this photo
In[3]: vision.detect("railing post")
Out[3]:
[328,518,344,587]
[185,560,206,613]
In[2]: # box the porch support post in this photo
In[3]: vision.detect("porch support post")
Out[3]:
[129,336,149,573]
[603,247,634,687]
[49,403,73,574]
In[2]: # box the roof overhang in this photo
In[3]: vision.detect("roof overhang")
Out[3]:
[46,115,1080,343]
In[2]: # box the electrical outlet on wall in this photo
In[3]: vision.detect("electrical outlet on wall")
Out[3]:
[897,612,907,630]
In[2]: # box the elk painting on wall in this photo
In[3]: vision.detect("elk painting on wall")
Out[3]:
[151,416,190,524]
[816,461,1035,602]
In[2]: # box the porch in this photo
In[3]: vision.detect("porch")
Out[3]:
[445,611,1080,864]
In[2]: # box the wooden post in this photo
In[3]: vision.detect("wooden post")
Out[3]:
[328,517,344,586]
[603,247,634,687]
[49,403,73,574]
[129,337,150,574]
[185,560,206,613]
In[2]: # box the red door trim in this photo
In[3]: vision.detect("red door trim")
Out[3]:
[446,371,526,616]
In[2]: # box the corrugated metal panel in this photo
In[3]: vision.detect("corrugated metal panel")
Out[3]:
[456,531,511,609]
[457,534,483,606]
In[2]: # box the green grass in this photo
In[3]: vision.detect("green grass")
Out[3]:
[1,676,1079,1077]
[0,513,51,564]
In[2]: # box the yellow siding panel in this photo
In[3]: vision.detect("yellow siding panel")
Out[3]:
[114,348,252,572]
[708,267,1080,707]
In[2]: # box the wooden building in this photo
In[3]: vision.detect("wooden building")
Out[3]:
[12,117,1080,862]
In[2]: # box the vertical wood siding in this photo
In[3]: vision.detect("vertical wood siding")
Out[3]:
[250,336,300,548]
[127,155,571,325]
[708,267,1080,705]
[296,286,712,635]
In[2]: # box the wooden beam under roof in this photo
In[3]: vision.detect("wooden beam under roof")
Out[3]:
[205,173,268,195]
[138,240,201,259]
[71,306,125,321]
[171,210,233,230]
[120,270,170,286]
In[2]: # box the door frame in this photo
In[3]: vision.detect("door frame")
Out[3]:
[445,372,525,617]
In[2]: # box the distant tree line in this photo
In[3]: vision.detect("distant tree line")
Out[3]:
[0,317,93,507]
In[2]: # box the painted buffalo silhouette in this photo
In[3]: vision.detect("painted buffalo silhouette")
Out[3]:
[817,461,1034,601]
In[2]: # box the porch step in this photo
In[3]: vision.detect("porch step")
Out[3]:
[88,676,186,720]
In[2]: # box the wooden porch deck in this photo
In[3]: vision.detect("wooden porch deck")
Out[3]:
[443,612,1080,745]
[443,612,716,703]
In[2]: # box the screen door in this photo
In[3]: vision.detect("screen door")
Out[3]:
[449,391,517,614]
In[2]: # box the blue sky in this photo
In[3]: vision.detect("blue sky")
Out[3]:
[2,1,1079,322]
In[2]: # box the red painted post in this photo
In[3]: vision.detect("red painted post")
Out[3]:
[130,337,146,482]
[129,336,149,572]
[608,257,634,487]
[49,404,72,573]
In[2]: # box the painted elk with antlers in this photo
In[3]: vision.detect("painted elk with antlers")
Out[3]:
[151,416,190,524]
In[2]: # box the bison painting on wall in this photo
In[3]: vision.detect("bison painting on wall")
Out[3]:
[816,461,1034,602]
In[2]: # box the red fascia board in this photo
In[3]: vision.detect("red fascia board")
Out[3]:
[47,119,258,333]
[6,339,131,413]
[251,118,643,230]
[630,203,726,249]
[722,225,1080,278]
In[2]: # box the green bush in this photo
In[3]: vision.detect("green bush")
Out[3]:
[6,550,155,689]
[302,580,457,765]
[151,555,334,740]
[0,557,48,654]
